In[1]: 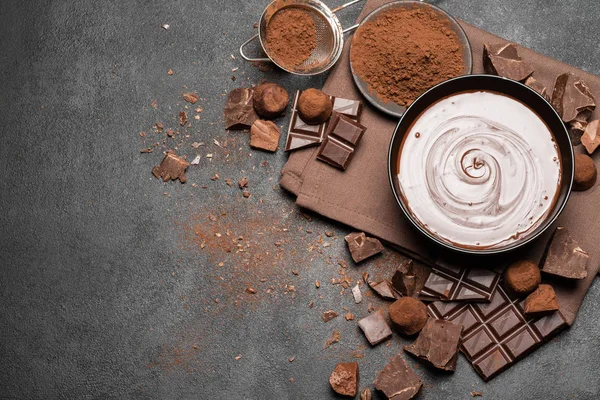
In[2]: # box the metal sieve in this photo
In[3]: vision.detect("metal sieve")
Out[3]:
[239,0,363,75]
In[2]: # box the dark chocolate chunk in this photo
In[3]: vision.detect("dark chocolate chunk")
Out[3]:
[551,73,596,124]
[250,120,280,152]
[542,227,589,279]
[373,355,423,400]
[428,284,568,381]
[573,153,597,191]
[582,120,600,154]
[224,88,259,130]
[285,91,363,151]
[524,284,559,317]
[392,260,431,298]
[344,232,384,263]
[329,362,359,397]
[404,318,463,371]
[322,310,339,322]
[151,152,189,183]
[357,311,392,346]
[369,280,401,301]
[483,43,534,82]
[420,261,500,302]
[317,113,367,170]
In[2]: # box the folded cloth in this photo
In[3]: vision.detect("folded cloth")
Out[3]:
[280,0,599,325]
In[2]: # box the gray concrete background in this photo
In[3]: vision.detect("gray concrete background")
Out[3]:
[0,0,598,399]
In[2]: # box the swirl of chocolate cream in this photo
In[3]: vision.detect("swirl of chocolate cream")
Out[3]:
[399,91,561,249]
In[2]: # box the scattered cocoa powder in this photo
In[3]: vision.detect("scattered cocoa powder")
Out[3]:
[350,5,466,107]
[264,8,316,70]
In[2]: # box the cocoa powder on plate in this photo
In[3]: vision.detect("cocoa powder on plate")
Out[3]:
[350,5,467,107]
[264,8,316,70]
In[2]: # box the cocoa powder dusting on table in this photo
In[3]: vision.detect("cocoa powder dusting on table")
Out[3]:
[264,8,317,70]
[350,6,466,107]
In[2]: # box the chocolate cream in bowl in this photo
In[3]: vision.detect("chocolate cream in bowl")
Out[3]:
[398,90,562,250]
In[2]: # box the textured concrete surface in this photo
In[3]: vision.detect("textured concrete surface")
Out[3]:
[0,0,598,399]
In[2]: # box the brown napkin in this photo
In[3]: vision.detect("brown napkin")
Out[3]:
[280,0,599,325]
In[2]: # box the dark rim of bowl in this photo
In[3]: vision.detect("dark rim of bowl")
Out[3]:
[387,74,575,255]
[349,0,473,118]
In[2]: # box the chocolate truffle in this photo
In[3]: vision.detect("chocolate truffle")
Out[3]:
[253,82,289,118]
[297,88,333,124]
[504,260,541,296]
[524,284,559,317]
[250,120,280,152]
[388,297,428,336]
[329,362,359,397]
[573,153,597,191]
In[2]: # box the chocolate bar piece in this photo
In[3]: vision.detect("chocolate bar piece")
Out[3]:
[357,311,392,346]
[152,152,189,183]
[483,43,534,82]
[551,73,596,124]
[345,232,384,263]
[373,355,422,400]
[428,284,567,381]
[368,280,401,300]
[285,91,363,152]
[542,227,588,279]
[224,88,259,130]
[404,318,463,371]
[420,261,500,302]
[317,113,367,170]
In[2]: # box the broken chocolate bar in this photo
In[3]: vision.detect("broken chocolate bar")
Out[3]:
[420,261,500,302]
[285,91,363,152]
[224,88,259,130]
[345,232,384,263]
[428,284,568,381]
[368,280,401,301]
[551,73,596,123]
[151,152,189,183]
[317,113,367,170]
[250,120,280,152]
[373,355,422,400]
[524,76,548,100]
[542,227,588,279]
[404,318,463,371]
[357,311,392,346]
[483,43,534,82]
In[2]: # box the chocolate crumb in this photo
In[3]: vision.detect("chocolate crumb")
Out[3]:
[322,310,338,323]
[238,177,249,188]
[471,391,483,397]
[242,190,251,198]
[183,92,199,104]
[324,330,341,349]
[152,152,189,183]
[179,111,187,126]
[360,388,372,400]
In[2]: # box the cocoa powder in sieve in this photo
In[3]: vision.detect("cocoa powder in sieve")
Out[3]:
[264,8,317,70]
[350,6,467,107]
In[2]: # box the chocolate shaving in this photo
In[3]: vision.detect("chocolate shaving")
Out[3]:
[322,310,339,323]
[183,92,199,104]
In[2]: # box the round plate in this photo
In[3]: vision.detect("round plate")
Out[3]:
[349,0,473,118]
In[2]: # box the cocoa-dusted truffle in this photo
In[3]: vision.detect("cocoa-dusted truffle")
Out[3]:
[253,82,289,118]
[297,88,333,124]
[524,284,559,317]
[573,153,597,191]
[504,260,541,296]
[388,297,428,336]
[329,362,359,397]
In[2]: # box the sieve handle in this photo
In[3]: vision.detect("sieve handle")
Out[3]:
[239,34,271,63]
[331,0,364,14]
